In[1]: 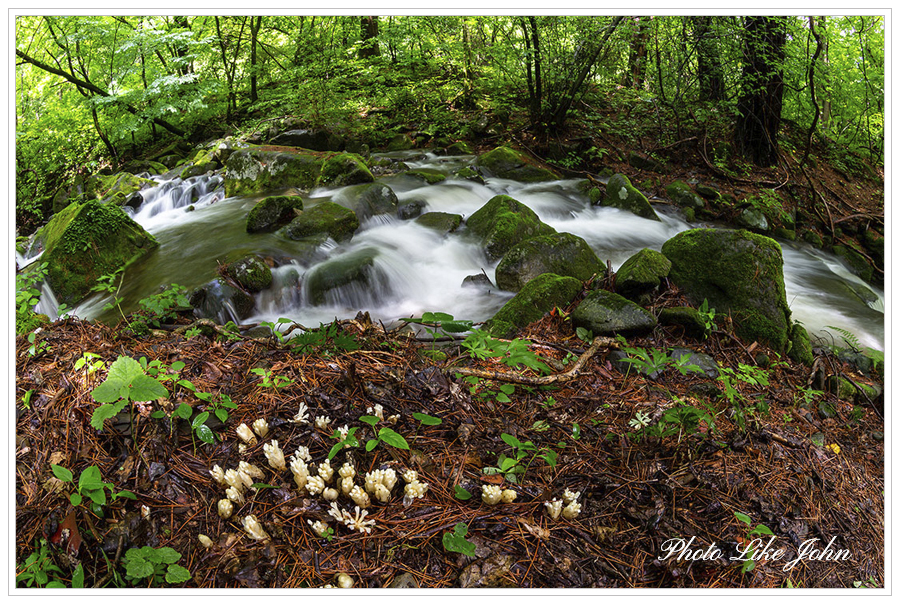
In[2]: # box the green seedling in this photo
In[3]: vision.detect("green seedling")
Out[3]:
[733,512,775,573]
[51,464,135,515]
[16,539,83,588]
[251,367,294,389]
[442,522,477,556]
[123,546,191,586]
[90,356,168,431]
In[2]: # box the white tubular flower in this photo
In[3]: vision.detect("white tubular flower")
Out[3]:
[501,489,517,504]
[291,458,309,490]
[337,425,350,441]
[306,475,325,496]
[292,446,312,463]
[308,519,330,538]
[381,468,398,491]
[402,470,418,484]
[323,487,339,501]
[209,464,226,485]
[403,481,428,506]
[236,423,257,446]
[544,498,563,521]
[373,483,391,504]
[224,469,245,492]
[562,501,582,521]
[217,499,234,519]
[364,470,383,494]
[264,440,287,472]
[198,534,213,548]
[252,418,269,439]
[366,404,384,421]
[338,463,356,480]
[336,573,355,588]
[340,476,355,496]
[317,460,334,483]
[387,414,399,424]
[344,506,376,533]
[562,489,580,505]
[238,444,248,454]
[482,485,502,506]
[238,469,254,490]
[293,402,310,425]
[242,515,270,541]
[349,485,371,508]
[238,461,264,480]
[315,415,331,430]
[226,486,245,505]
[328,502,349,524]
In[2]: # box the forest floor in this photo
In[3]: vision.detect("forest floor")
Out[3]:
[15,284,884,588]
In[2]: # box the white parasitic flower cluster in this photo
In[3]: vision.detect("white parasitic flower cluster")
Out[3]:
[366,404,384,421]
[307,519,331,538]
[293,446,312,462]
[545,490,582,521]
[290,457,309,491]
[328,502,376,534]
[317,460,334,483]
[315,415,332,430]
[218,499,234,519]
[236,423,257,446]
[242,514,270,540]
[209,465,226,486]
[293,402,310,425]
[252,418,269,439]
[349,485,371,508]
[264,440,287,472]
[306,475,326,496]
[336,573,355,588]
[482,485,502,505]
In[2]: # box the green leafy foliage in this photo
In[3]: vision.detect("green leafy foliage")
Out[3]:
[90,356,168,430]
[327,427,360,460]
[483,432,557,484]
[412,412,442,426]
[442,522,477,556]
[290,322,360,356]
[250,367,294,389]
[16,539,79,588]
[51,464,135,513]
[136,284,190,327]
[365,427,410,453]
[401,311,473,340]
[123,546,191,585]
[733,512,775,573]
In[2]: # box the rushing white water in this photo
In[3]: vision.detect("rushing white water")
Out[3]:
[56,151,882,351]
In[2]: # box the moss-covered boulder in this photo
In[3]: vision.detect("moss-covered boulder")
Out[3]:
[665,181,705,210]
[495,232,602,292]
[415,212,463,233]
[92,172,155,206]
[305,248,379,305]
[474,146,558,182]
[571,289,657,336]
[225,256,273,293]
[36,200,158,306]
[224,147,324,197]
[627,151,667,173]
[180,162,218,179]
[485,274,582,338]
[283,201,360,242]
[398,199,427,219]
[453,166,485,185]
[736,207,770,233]
[616,248,672,299]
[442,141,473,155]
[603,174,661,221]
[833,244,874,283]
[788,322,815,366]
[466,195,557,261]
[658,306,710,339]
[661,228,791,351]
[246,195,303,233]
[336,183,399,221]
[190,278,255,322]
[316,153,374,187]
[406,169,447,185]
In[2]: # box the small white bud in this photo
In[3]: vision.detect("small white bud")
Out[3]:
[141,505,151,519]
[402,470,418,484]
[264,440,287,472]
[381,468,398,491]
[337,425,350,441]
[340,475,355,496]
[350,485,371,508]
[500,489,517,504]
[238,461,264,479]
[307,519,331,538]
[241,515,270,541]
[482,484,502,505]
[293,402,310,424]
[236,423,257,446]
[218,499,234,519]
[323,487,339,501]
[198,534,213,548]
[209,464,226,485]
[373,483,391,503]
[562,501,582,520]
[544,498,563,521]
[336,573,355,588]
[226,486,245,505]
[562,488,580,505]
[367,404,384,421]
[387,414,400,424]
[238,469,254,489]
[224,469,245,492]
[252,418,269,439]
[292,446,312,462]
[317,460,334,483]
[315,415,332,430]
[306,475,325,496]
[291,458,309,490]
[338,463,356,479]
[403,481,428,506]
[364,470,383,494]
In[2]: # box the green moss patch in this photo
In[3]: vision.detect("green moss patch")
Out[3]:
[246,195,303,233]
[485,273,582,338]
[475,146,558,182]
[495,232,602,292]
[571,289,657,336]
[283,201,360,242]
[225,147,326,197]
[415,212,463,233]
[603,174,660,221]
[317,153,374,187]
[615,248,672,299]
[466,195,556,261]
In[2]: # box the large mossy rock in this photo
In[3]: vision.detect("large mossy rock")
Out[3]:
[92,172,155,206]
[571,289,657,336]
[466,195,556,261]
[317,153,374,187]
[304,248,379,305]
[665,181,705,210]
[415,212,462,233]
[268,128,344,151]
[658,306,710,339]
[335,183,399,221]
[37,200,158,306]
[661,228,791,351]
[485,273,582,338]
[603,174,661,221]
[474,146,558,182]
[224,255,272,292]
[190,278,255,322]
[616,248,672,299]
[246,195,303,233]
[833,244,874,283]
[225,147,324,197]
[787,323,815,366]
[406,169,447,185]
[495,232,602,292]
[283,201,360,242]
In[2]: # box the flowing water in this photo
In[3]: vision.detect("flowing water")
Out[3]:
[38,151,881,351]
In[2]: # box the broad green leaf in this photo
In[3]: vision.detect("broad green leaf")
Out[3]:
[165,564,191,584]
[734,512,752,526]
[155,547,181,564]
[365,439,380,452]
[169,362,185,372]
[69,492,83,507]
[174,404,192,420]
[359,415,379,427]
[501,433,521,448]
[440,320,473,333]
[377,427,409,450]
[454,485,472,500]
[91,380,126,404]
[106,356,144,385]
[46,580,66,588]
[195,424,215,444]
[412,412,442,426]
[86,487,107,506]
[78,465,102,488]
[442,522,476,556]
[495,393,511,403]
[751,524,774,536]
[128,374,167,401]
[51,464,74,483]
[114,490,137,500]
[124,551,155,579]
[72,563,84,589]
[191,411,210,430]
[215,409,228,423]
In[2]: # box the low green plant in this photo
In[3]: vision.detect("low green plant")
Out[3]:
[251,367,294,389]
[401,311,473,340]
[733,512,775,573]
[453,485,473,500]
[359,416,410,453]
[218,321,242,342]
[26,331,51,357]
[718,364,770,431]
[74,351,104,378]
[290,321,360,355]
[21,389,35,410]
[16,539,83,588]
[635,398,717,444]
[123,546,191,586]
[94,267,129,326]
[90,356,168,431]
[51,464,136,514]
[135,284,190,328]
[697,299,718,337]
[327,426,360,460]
[629,411,652,430]
[483,433,557,484]
[442,522,477,556]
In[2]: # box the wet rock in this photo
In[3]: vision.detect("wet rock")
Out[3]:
[788,323,815,366]
[602,174,661,221]
[225,148,323,197]
[388,572,420,588]
[669,348,719,378]
[283,201,360,242]
[571,289,657,337]
[615,248,672,299]
[335,182,399,221]
[658,307,709,339]
[453,166,485,184]
[405,169,446,185]
[304,248,379,306]
[495,232,603,292]
[180,162,218,179]
[665,180,705,210]
[474,146,558,182]
[457,553,515,588]
[486,273,582,338]
[441,141,473,155]
[415,211,462,233]
[466,195,556,261]
[316,152,374,187]
[826,375,856,401]
[397,198,427,219]
[832,244,874,283]
[662,228,791,352]
[268,128,343,151]
[737,207,770,233]
[225,255,273,292]
[462,274,493,289]
[695,183,720,200]
[246,195,303,233]
[190,278,255,322]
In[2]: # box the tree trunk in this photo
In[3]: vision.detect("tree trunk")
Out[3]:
[692,16,725,102]
[250,16,262,103]
[623,16,649,90]
[734,16,788,167]
[359,16,380,58]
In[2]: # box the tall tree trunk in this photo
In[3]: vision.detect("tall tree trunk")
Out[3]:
[734,16,788,167]
[528,17,543,125]
[817,16,831,133]
[250,16,262,103]
[359,16,380,58]
[692,16,725,102]
[623,16,649,89]
[171,16,192,75]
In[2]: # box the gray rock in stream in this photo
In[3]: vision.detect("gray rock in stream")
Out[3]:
[571,289,657,336]
[190,278,255,322]
[602,174,661,221]
[304,248,380,306]
[336,183,399,221]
